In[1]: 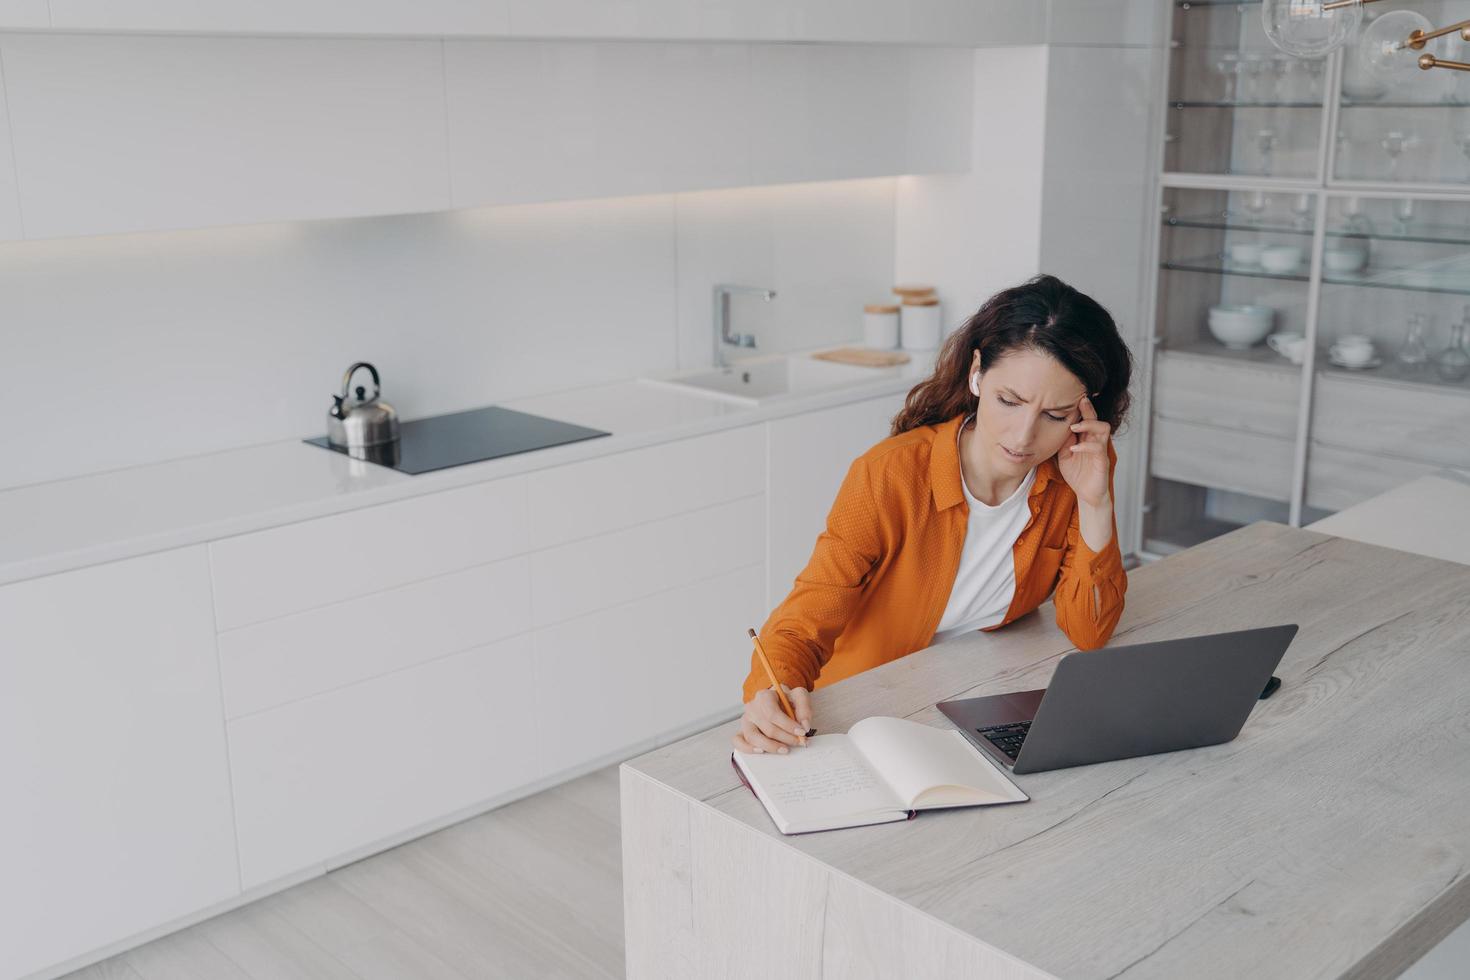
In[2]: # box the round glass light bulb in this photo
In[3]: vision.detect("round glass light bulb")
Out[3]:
[1359,9,1437,82]
[1262,0,1363,60]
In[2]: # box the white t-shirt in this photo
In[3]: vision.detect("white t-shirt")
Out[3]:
[932,420,1036,643]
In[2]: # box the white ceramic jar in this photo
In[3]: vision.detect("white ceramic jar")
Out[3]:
[900,295,942,351]
[863,303,900,348]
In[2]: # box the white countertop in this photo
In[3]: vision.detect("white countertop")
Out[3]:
[1305,467,1470,567]
[0,354,932,586]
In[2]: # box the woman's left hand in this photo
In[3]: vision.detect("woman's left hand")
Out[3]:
[1057,395,1112,509]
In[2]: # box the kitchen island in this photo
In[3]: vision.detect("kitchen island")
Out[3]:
[620,522,1470,979]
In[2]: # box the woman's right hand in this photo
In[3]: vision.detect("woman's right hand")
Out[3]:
[732,684,813,755]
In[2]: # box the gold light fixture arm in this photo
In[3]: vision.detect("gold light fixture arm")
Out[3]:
[1296,3,1470,74]
[1405,19,1470,50]
[1419,53,1470,73]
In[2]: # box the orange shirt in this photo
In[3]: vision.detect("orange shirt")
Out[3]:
[742,413,1127,703]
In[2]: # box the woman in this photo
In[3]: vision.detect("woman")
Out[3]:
[734,274,1133,755]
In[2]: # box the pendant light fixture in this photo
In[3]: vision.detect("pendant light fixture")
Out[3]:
[1262,0,1470,77]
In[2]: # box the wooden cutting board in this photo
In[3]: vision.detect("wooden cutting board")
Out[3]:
[811,347,911,367]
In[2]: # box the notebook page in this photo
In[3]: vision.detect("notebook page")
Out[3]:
[734,734,906,830]
[848,717,1027,809]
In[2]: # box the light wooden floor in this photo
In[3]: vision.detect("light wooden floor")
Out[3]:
[61,764,625,980]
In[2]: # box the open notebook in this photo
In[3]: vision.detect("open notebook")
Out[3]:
[731,716,1029,835]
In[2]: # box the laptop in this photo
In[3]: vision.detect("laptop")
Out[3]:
[936,624,1298,775]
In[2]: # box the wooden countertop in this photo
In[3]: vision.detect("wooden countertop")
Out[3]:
[623,521,1470,979]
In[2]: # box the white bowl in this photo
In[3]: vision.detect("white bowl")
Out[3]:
[1207,304,1274,349]
[1324,246,1368,273]
[1228,242,1263,266]
[1260,245,1304,274]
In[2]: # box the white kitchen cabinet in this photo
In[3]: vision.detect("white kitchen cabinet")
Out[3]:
[445,40,971,211]
[0,65,20,240]
[749,45,971,186]
[209,473,527,631]
[45,0,512,35]
[220,427,765,890]
[0,33,971,241]
[530,493,764,627]
[0,0,46,28]
[525,423,763,550]
[0,33,451,239]
[0,547,238,980]
[444,40,753,209]
[765,393,907,609]
[217,554,532,719]
[36,0,1043,45]
[228,632,540,890]
[533,562,762,776]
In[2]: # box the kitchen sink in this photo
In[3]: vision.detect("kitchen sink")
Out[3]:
[641,353,904,405]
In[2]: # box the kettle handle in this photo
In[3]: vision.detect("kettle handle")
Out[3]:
[339,362,381,403]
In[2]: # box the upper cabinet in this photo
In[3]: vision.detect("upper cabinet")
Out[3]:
[15,0,1043,45]
[443,40,754,207]
[444,41,971,210]
[0,33,973,240]
[1332,7,1470,187]
[1165,2,1327,181]
[0,63,20,240]
[0,545,239,980]
[0,0,45,29]
[0,34,453,239]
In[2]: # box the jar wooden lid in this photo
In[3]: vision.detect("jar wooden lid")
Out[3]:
[902,295,940,306]
[864,303,901,314]
[892,284,936,299]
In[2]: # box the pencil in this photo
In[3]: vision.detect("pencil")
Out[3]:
[748,628,813,737]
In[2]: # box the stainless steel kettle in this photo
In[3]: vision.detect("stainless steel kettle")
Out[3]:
[327,362,400,450]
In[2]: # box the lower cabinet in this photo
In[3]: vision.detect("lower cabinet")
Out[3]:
[227,632,542,890]
[766,393,908,609]
[0,547,238,980]
[6,405,888,975]
[225,482,766,891]
[533,562,764,776]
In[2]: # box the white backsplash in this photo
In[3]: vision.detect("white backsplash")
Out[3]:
[0,177,898,490]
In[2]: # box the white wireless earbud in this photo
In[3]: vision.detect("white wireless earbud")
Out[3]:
[969,372,981,396]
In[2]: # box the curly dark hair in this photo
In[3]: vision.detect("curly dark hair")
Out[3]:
[891,274,1133,436]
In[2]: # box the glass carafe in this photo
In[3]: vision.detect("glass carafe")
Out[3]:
[1398,313,1431,372]
[1435,307,1470,382]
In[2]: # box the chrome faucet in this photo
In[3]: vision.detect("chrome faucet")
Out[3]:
[712,284,776,368]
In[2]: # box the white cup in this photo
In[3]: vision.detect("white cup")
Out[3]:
[1266,331,1306,364]
[1331,337,1375,365]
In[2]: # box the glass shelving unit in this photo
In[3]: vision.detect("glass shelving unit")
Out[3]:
[1138,0,1470,558]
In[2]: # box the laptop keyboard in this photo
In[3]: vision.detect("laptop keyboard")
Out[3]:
[977,721,1031,761]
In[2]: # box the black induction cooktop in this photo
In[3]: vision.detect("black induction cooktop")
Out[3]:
[305,405,609,475]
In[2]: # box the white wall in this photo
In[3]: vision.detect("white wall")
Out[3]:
[0,178,897,490]
[894,45,1050,339]
[894,30,1168,558]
